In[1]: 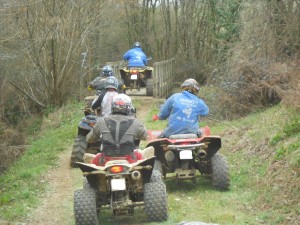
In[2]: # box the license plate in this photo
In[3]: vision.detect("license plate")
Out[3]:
[179,150,193,159]
[131,74,138,80]
[111,178,126,191]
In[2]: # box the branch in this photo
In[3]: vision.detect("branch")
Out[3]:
[8,80,46,108]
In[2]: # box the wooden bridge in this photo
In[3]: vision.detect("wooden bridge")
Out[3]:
[107,58,175,99]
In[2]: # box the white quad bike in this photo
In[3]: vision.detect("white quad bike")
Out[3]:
[73,148,168,224]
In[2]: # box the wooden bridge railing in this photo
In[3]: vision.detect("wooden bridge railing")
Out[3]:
[106,58,175,99]
[152,58,175,99]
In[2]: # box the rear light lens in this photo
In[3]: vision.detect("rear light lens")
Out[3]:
[110,166,124,173]
[131,70,138,74]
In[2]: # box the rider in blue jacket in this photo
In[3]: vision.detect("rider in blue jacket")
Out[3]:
[154,79,209,138]
[123,42,148,67]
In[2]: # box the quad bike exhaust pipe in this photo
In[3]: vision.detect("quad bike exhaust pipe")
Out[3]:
[131,170,141,180]
[197,149,207,158]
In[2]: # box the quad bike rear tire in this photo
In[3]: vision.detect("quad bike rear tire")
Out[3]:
[150,170,163,183]
[210,153,230,190]
[144,181,168,221]
[70,135,87,168]
[145,78,153,96]
[74,189,99,225]
[153,160,163,175]
[83,178,92,189]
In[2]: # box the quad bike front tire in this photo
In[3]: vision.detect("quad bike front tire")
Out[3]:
[70,135,87,168]
[144,181,168,221]
[145,78,153,96]
[74,189,99,225]
[210,153,230,190]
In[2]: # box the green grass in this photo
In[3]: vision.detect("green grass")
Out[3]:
[0,101,82,221]
[0,99,299,225]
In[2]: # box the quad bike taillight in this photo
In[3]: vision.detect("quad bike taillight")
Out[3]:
[110,166,124,173]
[130,70,139,74]
[181,141,192,145]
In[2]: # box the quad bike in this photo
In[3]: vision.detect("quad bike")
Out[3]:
[146,126,230,190]
[88,76,125,95]
[119,59,153,96]
[70,96,138,167]
[70,96,101,167]
[74,151,168,224]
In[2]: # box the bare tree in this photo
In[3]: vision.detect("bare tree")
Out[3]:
[6,0,113,106]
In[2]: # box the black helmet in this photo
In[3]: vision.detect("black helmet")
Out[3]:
[181,78,200,95]
[133,42,141,48]
[105,76,118,90]
[111,94,133,115]
[102,65,114,76]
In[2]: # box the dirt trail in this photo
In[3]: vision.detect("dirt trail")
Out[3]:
[25,149,81,225]
[24,96,155,225]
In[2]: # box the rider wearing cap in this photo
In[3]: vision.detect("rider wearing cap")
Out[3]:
[154,78,209,138]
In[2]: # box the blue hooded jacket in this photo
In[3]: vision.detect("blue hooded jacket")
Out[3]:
[158,91,209,138]
[123,47,148,67]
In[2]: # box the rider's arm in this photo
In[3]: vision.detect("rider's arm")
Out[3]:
[197,99,209,117]
[87,81,95,90]
[142,52,148,66]
[86,118,103,143]
[135,120,148,141]
[158,94,175,120]
[123,50,130,61]
[92,91,106,110]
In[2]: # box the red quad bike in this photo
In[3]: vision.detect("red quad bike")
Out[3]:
[74,153,168,224]
[146,126,230,190]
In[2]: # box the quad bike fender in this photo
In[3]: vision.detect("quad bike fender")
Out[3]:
[147,130,163,141]
[146,139,169,165]
[77,123,92,136]
[76,156,156,190]
[119,66,153,73]
[119,66,153,79]
[78,121,93,131]
[201,136,222,157]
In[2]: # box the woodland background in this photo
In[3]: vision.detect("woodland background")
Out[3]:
[0,0,299,172]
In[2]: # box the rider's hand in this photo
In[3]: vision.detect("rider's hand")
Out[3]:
[152,115,159,121]
[87,85,93,91]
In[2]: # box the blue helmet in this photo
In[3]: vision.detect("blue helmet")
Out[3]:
[102,65,114,76]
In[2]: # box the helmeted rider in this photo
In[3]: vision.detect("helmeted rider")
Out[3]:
[153,78,209,138]
[91,76,119,116]
[101,65,114,77]
[123,42,148,67]
[88,65,124,94]
[86,94,148,166]
[87,65,114,94]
